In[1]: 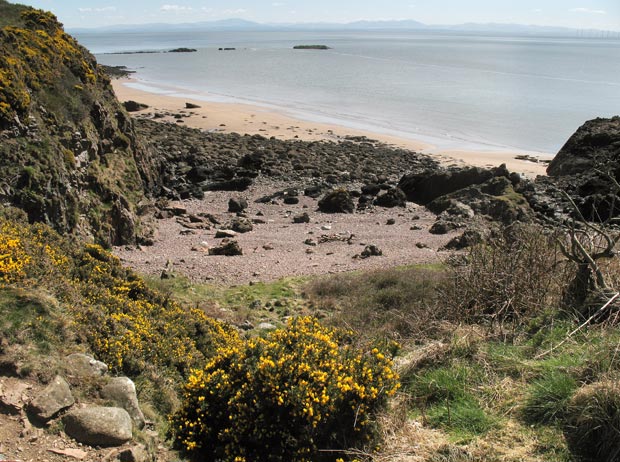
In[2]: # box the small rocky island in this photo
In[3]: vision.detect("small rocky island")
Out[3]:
[169,47,197,53]
[293,45,331,50]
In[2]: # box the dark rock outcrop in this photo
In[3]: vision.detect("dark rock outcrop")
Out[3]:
[374,187,407,208]
[547,117,620,177]
[428,176,532,225]
[122,101,148,112]
[318,189,355,214]
[544,117,620,221]
[399,165,509,205]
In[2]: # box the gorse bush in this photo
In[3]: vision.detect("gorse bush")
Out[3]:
[0,218,236,384]
[172,317,400,462]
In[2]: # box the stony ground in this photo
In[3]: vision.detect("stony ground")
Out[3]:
[115,179,458,285]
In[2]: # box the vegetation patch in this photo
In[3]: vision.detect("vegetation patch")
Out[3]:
[171,317,400,462]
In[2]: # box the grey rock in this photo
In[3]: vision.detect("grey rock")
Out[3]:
[293,212,310,224]
[117,444,150,462]
[63,407,132,447]
[229,217,253,233]
[28,375,74,422]
[360,244,382,258]
[429,220,458,235]
[65,353,108,377]
[101,377,145,430]
[228,197,248,213]
[215,229,237,239]
[209,240,243,256]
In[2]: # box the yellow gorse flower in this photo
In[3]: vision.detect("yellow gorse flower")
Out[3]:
[172,316,400,462]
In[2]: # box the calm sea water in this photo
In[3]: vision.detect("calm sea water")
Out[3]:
[76,30,620,154]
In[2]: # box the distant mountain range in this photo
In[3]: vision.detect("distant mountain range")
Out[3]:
[68,18,618,37]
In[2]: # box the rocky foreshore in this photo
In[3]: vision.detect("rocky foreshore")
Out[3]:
[108,116,618,283]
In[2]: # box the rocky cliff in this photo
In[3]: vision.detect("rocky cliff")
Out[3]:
[546,117,620,221]
[0,1,159,245]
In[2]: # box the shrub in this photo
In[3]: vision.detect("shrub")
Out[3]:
[439,224,569,327]
[171,317,400,462]
[563,380,620,462]
[522,372,577,425]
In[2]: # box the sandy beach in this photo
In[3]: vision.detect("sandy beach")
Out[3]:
[111,78,552,177]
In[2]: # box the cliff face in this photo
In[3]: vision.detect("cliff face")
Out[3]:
[0,2,159,245]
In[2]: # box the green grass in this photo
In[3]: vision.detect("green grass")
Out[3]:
[426,395,496,441]
[522,372,578,425]
[146,274,309,327]
[0,287,70,353]
[305,264,446,339]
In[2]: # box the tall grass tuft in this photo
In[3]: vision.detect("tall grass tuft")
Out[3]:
[522,372,578,425]
[563,380,620,462]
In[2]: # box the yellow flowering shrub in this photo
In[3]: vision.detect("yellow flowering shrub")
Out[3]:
[0,220,71,283]
[0,222,31,283]
[0,218,237,384]
[72,243,240,376]
[172,317,400,462]
[0,8,99,125]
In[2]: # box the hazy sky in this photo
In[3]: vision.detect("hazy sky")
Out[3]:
[9,0,620,30]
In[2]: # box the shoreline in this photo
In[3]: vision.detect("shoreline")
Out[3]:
[111,78,552,177]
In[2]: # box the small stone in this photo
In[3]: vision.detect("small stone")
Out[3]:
[360,245,382,259]
[293,213,310,224]
[215,229,237,239]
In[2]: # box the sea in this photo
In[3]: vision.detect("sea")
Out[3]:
[74,29,620,155]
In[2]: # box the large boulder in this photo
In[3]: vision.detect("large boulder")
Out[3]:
[63,407,133,447]
[373,187,407,208]
[27,375,74,422]
[544,117,620,221]
[427,177,532,225]
[65,353,108,378]
[547,116,620,177]
[318,189,355,214]
[398,165,508,205]
[101,377,145,430]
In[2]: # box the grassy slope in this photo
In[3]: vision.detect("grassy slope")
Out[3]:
[147,255,620,461]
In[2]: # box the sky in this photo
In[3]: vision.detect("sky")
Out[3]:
[8,0,620,30]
